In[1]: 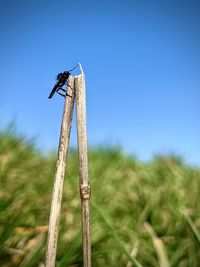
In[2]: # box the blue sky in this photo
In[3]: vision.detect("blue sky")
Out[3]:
[0,0,199,165]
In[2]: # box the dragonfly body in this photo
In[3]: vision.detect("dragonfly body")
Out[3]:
[48,71,70,99]
[48,64,79,99]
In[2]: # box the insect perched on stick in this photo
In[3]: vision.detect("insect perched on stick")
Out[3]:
[48,64,79,99]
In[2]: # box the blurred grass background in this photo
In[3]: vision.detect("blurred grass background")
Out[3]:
[0,128,200,267]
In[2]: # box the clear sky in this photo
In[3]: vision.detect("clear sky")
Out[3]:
[0,0,199,165]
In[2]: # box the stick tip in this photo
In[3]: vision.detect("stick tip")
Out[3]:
[78,63,84,75]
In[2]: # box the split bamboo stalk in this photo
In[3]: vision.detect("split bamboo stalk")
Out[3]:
[75,67,91,267]
[45,76,75,267]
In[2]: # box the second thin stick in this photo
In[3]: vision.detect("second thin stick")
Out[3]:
[75,74,91,267]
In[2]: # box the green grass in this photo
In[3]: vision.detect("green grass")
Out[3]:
[0,128,200,266]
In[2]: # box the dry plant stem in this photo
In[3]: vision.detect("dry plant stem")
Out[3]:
[144,222,170,267]
[126,242,139,267]
[45,76,75,267]
[75,74,91,267]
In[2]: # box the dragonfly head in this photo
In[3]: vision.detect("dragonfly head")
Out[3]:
[63,71,70,77]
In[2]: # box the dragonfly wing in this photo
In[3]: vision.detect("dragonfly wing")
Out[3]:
[48,80,61,99]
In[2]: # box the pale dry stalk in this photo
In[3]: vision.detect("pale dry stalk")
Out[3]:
[45,76,75,267]
[75,70,91,267]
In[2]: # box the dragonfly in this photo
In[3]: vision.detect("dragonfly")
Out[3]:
[48,64,79,99]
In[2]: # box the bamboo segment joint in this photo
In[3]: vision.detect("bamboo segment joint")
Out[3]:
[80,184,91,200]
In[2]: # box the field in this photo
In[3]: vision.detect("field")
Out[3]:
[0,128,200,267]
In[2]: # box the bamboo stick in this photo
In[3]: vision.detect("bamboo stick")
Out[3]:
[45,76,75,267]
[75,68,91,267]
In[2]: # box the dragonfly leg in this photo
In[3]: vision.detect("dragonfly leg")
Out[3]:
[65,82,72,89]
[57,88,72,98]
[59,88,66,93]
[57,91,65,97]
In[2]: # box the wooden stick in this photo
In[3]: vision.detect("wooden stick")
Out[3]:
[75,68,91,267]
[45,76,75,267]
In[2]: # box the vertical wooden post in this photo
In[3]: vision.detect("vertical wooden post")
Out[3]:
[45,76,75,267]
[75,70,91,267]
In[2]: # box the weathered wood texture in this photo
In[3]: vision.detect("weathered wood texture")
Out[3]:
[75,74,91,267]
[45,76,75,267]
